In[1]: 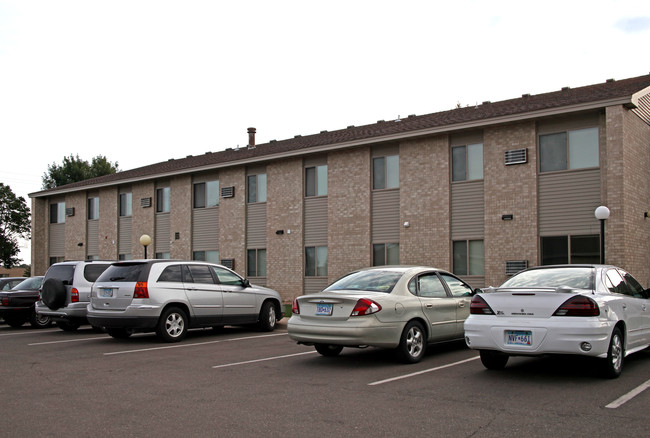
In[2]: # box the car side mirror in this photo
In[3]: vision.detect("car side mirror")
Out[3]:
[472,288,482,296]
[242,279,251,288]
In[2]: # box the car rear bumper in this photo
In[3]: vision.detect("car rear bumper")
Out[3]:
[463,316,615,358]
[35,301,88,319]
[287,315,402,348]
[87,305,161,330]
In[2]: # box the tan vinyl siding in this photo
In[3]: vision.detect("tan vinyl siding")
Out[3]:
[118,216,132,254]
[86,220,99,256]
[304,197,328,246]
[246,203,267,248]
[538,169,601,235]
[451,180,484,239]
[192,207,219,251]
[155,214,171,253]
[371,190,400,242]
[48,223,65,257]
[304,277,329,295]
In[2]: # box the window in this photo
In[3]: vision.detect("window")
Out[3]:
[158,265,183,283]
[539,127,598,172]
[540,235,599,265]
[305,165,328,197]
[156,187,170,213]
[119,193,132,217]
[440,273,474,297]
[247,174,267,203]
[49,202,65,224]
[118,254,132,261]
[155,252,171,259]
[211,266,244,286]
[186,265,215,284]
[373,243,399,266]
[373,155,399,190]
[194,180,219,208]
[87,197,99,220]
[247,249,267,277]
[452,143,483,181]
[408,273,447,298]
[453,240,484,275]
[193,250,220,263]
[305,246,328,276]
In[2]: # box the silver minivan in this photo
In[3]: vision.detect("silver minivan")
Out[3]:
[87,260,283,342]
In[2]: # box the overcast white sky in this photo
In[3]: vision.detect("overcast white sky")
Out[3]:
[1,0,649,264]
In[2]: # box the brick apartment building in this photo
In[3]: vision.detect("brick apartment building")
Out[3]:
[29,74,650,303]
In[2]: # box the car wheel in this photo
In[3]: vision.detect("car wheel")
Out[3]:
[479,350,509,370]
[257,301,277,332]
[156,307,188,342]
[602,327,624,379]
[4,314,27,328]
[315,344,344,357]
[29,309,52,328]
[55,320,81,331]
[41,278,67,310]
[107,328,134,339]
[397,321,427,363]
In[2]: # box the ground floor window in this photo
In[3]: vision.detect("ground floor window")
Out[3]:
[453,240,484,275]
[49,257,64,266]
[193,250,220,264]
[247,248,267,277]
[373,243,399,266]
[155,252,171,259]
[541,235,599,265]
[305,246,328,276]
[118,254,132,261]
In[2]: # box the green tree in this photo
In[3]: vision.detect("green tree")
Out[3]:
[42,154,119,189]
[0,183,31,268]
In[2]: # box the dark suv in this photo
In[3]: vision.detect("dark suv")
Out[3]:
[36,261,112,331]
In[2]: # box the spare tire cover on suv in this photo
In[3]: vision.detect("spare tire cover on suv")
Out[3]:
[41,278,67,310]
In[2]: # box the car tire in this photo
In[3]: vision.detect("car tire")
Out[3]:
[602,327,624,379]
[55,320,81,331]
[106,328,133,339]
[41,278,67,310]
[314,344,344,357]
[29,309,52,328]
[4,314,27,328]
[257,301,277,332]
[156,307,188,342]
[397,321,427,364]
[479,350,509,370]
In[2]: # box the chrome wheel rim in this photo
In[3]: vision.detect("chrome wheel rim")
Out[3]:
[610,333,622,371]
[165,313,185,338]
[406,326,424,358]
[267,306,276,328]
[35,314,50,326]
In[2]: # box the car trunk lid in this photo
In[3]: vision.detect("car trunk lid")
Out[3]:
[480,287,592,318]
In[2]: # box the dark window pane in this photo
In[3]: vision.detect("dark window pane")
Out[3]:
[373,158,385,190]
[248,176,257,203]
[188,265,214,284]
[194,183,206,208]
[305,247,315,276]
[570,235,599,264]
[373,244,385,266]
[453,241,468,275]
[50,204,58,223]
[305,167,316,197]
[452,146,466,181]
[540,132,567,172]
[158,265,183,282]
[247,249,257,276]
[541,236,569,265]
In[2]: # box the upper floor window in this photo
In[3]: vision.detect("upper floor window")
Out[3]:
[119,193,132,217]
[49,202,65,224]
[373,155,399,190]
[452,143,483,182]
[305,165,328,197]
[156,187,170,213]
[87,197,99,220]
[247,174,267,203]
[194,180,219,208]
[539,127,598,172]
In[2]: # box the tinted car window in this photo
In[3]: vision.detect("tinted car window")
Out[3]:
[440,274,473,297]
[211,267,243,286]
[158,265,183,283]
[187,265,215,284]
[98,264,147,282]
[605,269,629,295]
[84,264,110,282]
[619,270,645,298]
[45,265,75,284]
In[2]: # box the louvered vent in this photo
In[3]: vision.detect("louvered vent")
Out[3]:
[220,258,235,269]
[506,260,528,276]
[65,207,75,217]
[221,186,235,198]
[505,148,527,165]
[140,197,152,208]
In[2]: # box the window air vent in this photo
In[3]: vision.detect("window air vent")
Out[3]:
[140,197,152,208]
[220,259,235,270]
[221,186,235,198]
[65,207,75,217]
[505,148,527,165]
[506,260,528,276]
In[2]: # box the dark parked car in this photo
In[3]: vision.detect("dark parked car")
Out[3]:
[0,276,50,328]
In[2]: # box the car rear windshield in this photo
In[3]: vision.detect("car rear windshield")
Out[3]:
[44,265,75,285]
[500,267,594,289]
[96,263,149,283]
[324,270,402,293]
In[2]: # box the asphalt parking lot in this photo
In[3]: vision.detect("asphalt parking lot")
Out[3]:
[1,319,648,437]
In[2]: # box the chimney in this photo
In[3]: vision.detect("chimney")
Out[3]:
[247,127,256,149]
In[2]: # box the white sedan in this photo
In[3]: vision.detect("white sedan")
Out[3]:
[464,265,650,378]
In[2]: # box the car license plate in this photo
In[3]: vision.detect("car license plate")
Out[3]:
[100,288,114,298]
[315,303,333,316]
[505,330,532,346]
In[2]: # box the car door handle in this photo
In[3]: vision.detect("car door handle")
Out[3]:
[425,304,433,308]
[458,301,466,308]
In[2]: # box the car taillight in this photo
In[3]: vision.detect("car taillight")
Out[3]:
[553,296,600,316]
[350,298,382,316]
[71,288,79,303]
[292,298,300,315]
[134,282,149,299]
[1,297,8,306]
[470,295,495,315]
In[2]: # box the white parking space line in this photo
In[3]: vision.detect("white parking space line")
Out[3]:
[104,332,287,356]
[368,356,480,386]
[212,351,317,368]
[29,335,108,346]
[1,329,60,337]
[605,379,650,409]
